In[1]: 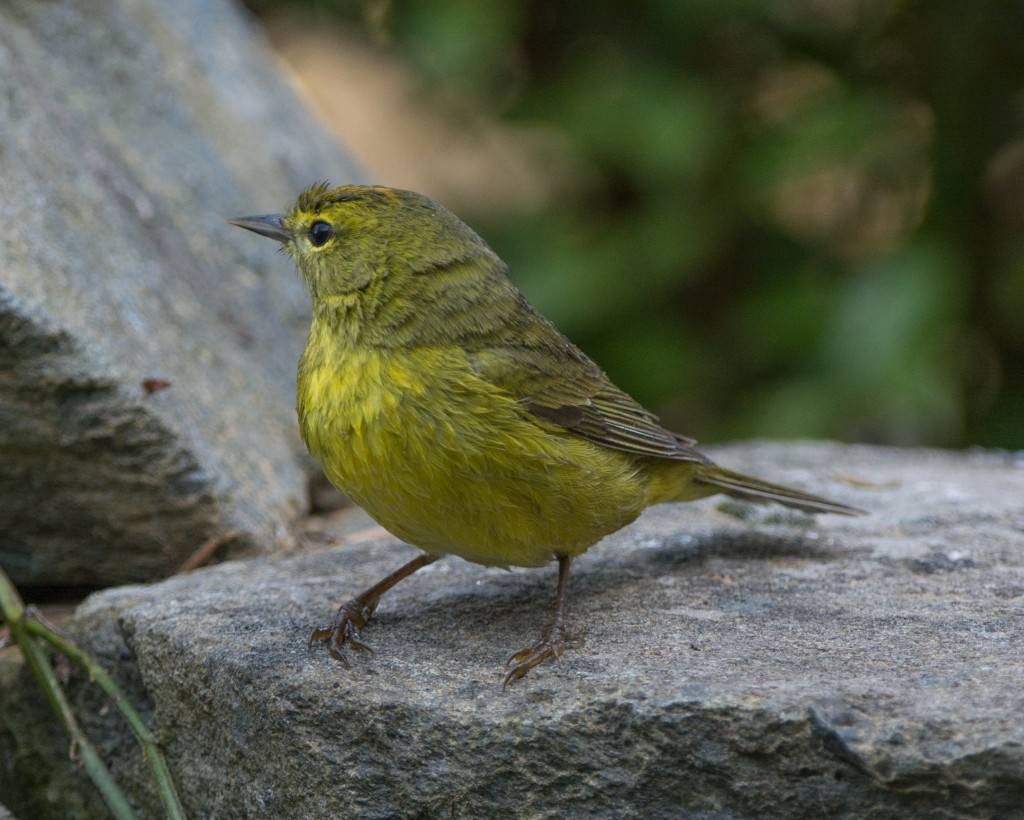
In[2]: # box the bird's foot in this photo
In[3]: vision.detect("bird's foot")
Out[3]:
[308,600,377,665]
[503,621,565,688]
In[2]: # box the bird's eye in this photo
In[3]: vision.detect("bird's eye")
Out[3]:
[308,221,334,247]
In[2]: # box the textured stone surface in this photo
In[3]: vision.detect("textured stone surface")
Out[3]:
[2,442,1023,818]
[0,0,361,585]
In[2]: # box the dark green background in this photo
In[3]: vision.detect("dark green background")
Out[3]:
[247,0,1024,449]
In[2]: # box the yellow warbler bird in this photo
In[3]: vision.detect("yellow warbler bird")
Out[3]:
[231,183,862,686]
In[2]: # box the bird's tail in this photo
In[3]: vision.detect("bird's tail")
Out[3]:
[692,464,863,516]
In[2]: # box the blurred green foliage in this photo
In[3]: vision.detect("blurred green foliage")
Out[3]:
[250,0,1024,448]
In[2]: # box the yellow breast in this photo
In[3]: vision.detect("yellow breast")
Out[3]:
[296,315,652,567]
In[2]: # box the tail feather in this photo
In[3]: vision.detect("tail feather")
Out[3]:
[695,466,864,517]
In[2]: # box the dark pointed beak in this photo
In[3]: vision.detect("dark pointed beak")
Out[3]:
[228,214,292,243]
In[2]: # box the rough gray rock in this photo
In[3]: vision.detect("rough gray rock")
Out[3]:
[2,442,1023,818]
[0,0,362,585]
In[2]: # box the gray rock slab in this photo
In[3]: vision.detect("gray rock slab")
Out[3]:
[2,442,1023,817]
[0,0,362,585]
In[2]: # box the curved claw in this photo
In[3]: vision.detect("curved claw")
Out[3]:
[308,601,375,665]
[306,554,438,669]
[502,623,564,688]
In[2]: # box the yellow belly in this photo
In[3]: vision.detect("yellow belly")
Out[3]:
[297,337,652,568]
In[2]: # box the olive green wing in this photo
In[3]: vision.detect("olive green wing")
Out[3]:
[466,339,709,464]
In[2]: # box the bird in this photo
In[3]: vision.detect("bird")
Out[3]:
[230,183,862,686]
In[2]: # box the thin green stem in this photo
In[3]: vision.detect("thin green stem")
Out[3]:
[1,565,188,819]
[0,566,136,819]
[23,609,186,820]
[0,564,25,624]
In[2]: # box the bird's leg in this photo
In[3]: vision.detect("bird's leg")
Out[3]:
[308,553,438,665]
[503,554,572,687]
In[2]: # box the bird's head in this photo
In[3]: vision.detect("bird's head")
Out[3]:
[230,183,494,301]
